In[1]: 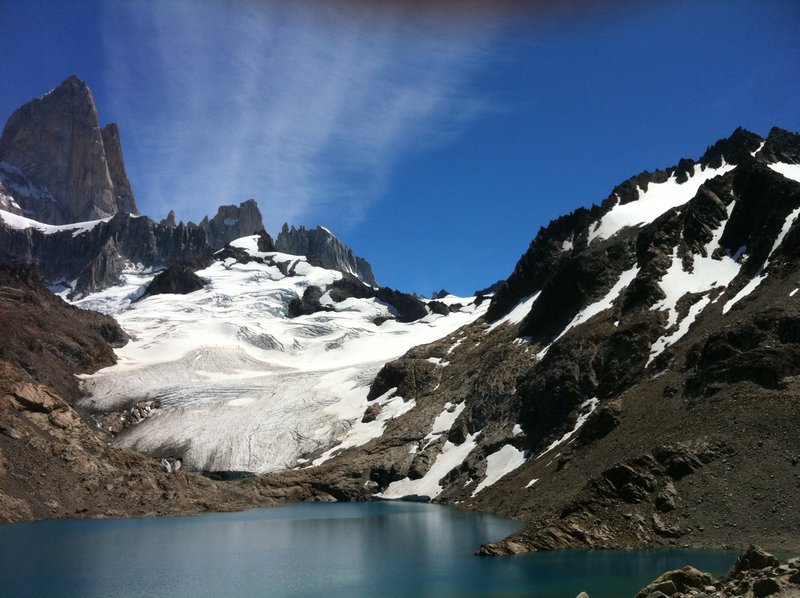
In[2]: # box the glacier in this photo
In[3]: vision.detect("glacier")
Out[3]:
[74,235,486,474]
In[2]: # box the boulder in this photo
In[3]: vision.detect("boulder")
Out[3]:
[144,261,208,297]
[635,566,716,598]
[727,545,780,579]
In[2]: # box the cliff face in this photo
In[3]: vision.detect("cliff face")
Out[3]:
[0,200,268,295]
[100,123,137,217]
[275,224,377,286]
[0,76,138,224]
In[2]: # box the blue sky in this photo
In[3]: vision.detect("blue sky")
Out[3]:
[1,0,798,296]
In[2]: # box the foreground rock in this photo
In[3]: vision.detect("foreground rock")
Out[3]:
[636,546,800,598]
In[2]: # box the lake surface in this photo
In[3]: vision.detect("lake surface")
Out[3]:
[0,502,738,597]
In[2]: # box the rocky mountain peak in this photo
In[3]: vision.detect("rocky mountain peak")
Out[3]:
[486,126,800,325]
[698,126,764,168]
[204,199,264,247]
[274,224,377,286]
[760,127,800,164]
[0,76,138,224]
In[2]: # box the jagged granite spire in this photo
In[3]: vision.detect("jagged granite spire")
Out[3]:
[275,224,377,286]
[0,75,138,224]
[101,123,138,216]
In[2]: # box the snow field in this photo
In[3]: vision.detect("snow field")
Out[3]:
[769,162,800,183]
[471,444,527,497]
[587,162,735,244]
[0,207,110,236]
[76,235,487,473]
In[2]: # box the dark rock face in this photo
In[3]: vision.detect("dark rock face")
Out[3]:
[0,200,266,295]
[100,123,137,216]
[486,207,596,323]
[685,312,800,398]
[288,285,330,317]
[275,224,377,286]
[201,199,265,248]
[375,287,428,323]
[143,258,213,297]
[283,271,433,324]
[0,76,138,224]
[327,273,376,302]
[0,262,126,401]
[0,161,55,216]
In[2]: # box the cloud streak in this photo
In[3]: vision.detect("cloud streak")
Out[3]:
[100,0,499,232]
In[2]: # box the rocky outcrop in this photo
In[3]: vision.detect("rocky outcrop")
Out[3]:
[201,199,265,248]
[636,546,799,598]
[0,76,138,223]
[142,257,213,297]
[275,224,377,286]
[285,272,431,324]
[0,262,126,401]
[0,200,267,295]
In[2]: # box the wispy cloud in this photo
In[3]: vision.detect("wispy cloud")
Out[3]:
[100,0,499,232]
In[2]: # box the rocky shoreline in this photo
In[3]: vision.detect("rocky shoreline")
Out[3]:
[631,546,800,598]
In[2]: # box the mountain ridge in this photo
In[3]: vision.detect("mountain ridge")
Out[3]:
[1,77,799,556]
[0,78,378,295]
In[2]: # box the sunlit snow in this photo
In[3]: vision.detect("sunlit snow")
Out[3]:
[647,201,744,363]
[769,162,800,183]
[0,208,110,237]
[471,444,526,497]
[723,205,800,314]
[76,235,486,474]
[487,291,540,333]
[378,433,479,500]
[424,402,466,447]
[587,163,735,244]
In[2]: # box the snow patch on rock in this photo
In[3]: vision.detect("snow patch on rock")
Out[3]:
[471,444,527,497]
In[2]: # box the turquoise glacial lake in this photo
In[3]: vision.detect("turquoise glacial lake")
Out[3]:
[0,501,739,597]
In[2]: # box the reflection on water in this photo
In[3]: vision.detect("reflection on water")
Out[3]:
[0,502,737,597]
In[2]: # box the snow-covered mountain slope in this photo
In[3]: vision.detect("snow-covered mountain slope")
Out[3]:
[0,206,112,237]
[249,127,800,556]
[75,235,485,474]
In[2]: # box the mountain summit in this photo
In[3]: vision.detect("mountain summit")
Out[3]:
[0,75,138,224]
[275,224,377,286]
[0,80,377,295]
